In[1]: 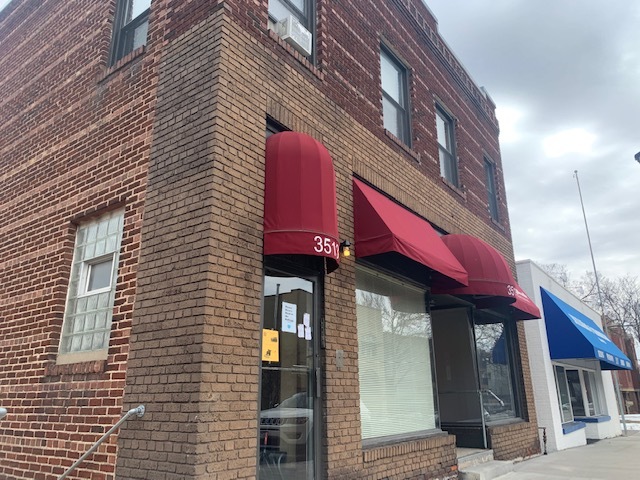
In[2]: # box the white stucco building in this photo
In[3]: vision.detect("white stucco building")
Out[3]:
[516,260,631,452]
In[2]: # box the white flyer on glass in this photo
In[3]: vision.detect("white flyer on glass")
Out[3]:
[281,302,297,334]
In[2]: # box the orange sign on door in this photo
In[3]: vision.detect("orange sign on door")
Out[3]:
[261,329,280,362]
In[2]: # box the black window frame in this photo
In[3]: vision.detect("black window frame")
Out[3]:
[473,310,526,423]
[110,0,152,65]
[355,261,440,446]
[504,318,527,420]
[483,156,499,221]
[266,117,288,138]
[435,105,458,187]
[380,46,411,146]
[257,255,325,480]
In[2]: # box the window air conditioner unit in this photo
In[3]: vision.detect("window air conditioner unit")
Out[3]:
[277,15,312,57]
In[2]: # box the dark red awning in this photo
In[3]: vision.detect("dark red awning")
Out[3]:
[432,234,516,300]
[264,132,340,271]
[433,234,539,319]
[511,284,541,320]
[353,178,468,288]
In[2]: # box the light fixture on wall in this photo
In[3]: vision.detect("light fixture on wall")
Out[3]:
[0,407,7,420]
[340,240,351,257]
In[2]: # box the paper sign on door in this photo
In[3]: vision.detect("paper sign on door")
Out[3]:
[262,329,279,362]
[281,302,297,334]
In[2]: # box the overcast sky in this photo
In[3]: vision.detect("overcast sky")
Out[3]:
[426,0,640,281]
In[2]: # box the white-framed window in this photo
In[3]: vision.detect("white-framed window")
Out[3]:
[58,211,124,359]
[583,370,604,416]
[110,0,152,64]
[356,265,437,441]
[381,47,411,145]
[436,106,458,186]
[554,365,605,422]
[484,157,499,221]
[554,365,574,423]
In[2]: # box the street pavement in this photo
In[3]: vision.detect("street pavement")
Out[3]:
[498,425,640,480]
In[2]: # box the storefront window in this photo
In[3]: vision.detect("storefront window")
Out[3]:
[555,366,604,421]
[554,366,574,423]
[583,370,603,416]
[566,370,586,417]
[474,320,517,422]
[356,265,437,441]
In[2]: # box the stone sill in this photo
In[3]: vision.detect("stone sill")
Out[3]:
[99,45,146,83]
[383,130,421,164]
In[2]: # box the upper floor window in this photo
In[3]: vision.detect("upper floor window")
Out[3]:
[110,0,151,65]
[380,48,410,145]
[484,157,499,221]
[58,211,124,361]
[268,0,315,58]
[436,106,458,186]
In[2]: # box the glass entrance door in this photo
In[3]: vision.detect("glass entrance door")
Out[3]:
[432,307,487,448]
[258,270,318,480]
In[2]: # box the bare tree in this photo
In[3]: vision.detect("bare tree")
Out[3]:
[585,274,640,343]
[539,263,573,288]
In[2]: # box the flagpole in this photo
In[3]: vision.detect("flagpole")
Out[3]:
[574,170,627,434]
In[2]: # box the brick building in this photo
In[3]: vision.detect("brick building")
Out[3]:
[0,1,541,479]
[609,326,640,414]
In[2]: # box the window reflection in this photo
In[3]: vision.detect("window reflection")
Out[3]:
[555,366,574,423]
[475,321,517,422]
[259,272,315,480]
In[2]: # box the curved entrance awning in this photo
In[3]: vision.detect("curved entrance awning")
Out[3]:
[541,288,632,370]
[353,178,468,288]
[432,234,516,301]
[264,132,340,272]
[433,234,540,319]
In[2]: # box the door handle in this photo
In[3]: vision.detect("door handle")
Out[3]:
[315,367,321,398]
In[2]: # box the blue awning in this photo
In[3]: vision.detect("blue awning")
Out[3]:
[541,288,632,370]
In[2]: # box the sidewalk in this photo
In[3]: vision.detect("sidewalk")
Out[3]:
[498,428,640,479]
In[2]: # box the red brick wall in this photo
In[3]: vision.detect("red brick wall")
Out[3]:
[610,326,640,391]
[488,421,540,461]
[1,0,538,478]
[0,0,158,478]
[222,0,512,251]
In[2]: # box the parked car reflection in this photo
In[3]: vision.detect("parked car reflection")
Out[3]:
[260,392,313,449]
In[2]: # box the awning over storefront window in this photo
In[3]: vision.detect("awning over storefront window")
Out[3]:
[541,288,632,370]
[511,285,542,320]
[433,234,540,319]
[264,132,340,272]
[352,178,468,288]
